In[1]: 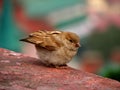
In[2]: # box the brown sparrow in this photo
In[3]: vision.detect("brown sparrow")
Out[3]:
[20,30,80,67]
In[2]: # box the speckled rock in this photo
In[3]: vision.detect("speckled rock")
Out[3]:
[0,48,120,90]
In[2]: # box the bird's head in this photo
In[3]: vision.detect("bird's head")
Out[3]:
[63,32,81,50]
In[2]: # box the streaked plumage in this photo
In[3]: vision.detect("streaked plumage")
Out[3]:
[20,30,80,67]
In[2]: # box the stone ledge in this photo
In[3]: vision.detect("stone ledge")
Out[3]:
[0,48,120,90]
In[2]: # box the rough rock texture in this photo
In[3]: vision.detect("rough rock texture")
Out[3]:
[0,48,120,90]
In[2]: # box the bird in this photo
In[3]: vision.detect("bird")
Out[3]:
[20,30,80,67]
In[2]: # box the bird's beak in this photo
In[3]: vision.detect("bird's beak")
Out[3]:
[75,43,81,47]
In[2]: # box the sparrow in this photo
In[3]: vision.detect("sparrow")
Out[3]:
[20,30,80,67]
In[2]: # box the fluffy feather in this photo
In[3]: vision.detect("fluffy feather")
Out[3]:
[20,30,80,67]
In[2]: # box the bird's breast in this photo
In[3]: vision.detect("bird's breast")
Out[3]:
[36,46,77,65]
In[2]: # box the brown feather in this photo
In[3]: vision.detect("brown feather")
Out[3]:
[20,30,80,66]
[20,30,64,51]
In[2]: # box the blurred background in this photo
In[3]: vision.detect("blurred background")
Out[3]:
[0,0,120,81]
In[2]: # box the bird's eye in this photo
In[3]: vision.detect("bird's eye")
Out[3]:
[69,40,73,43]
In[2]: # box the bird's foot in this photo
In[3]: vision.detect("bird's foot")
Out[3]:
[45,63,68,69]
[54,64,68,69]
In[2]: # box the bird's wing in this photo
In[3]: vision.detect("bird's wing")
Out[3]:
[20,30,63,51]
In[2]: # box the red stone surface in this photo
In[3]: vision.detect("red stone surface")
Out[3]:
[0,48,120,90]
